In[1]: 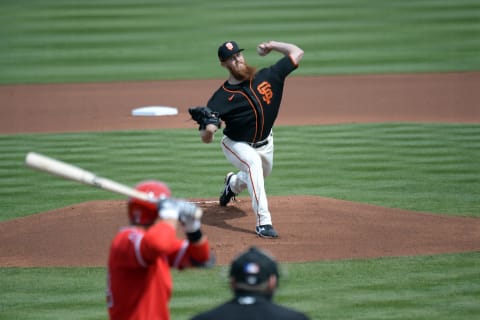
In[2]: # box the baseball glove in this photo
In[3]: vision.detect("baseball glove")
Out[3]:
[188,106,221,130]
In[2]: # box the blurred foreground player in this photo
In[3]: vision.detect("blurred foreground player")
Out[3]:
[106,180,214,320]
[190,246,310,320]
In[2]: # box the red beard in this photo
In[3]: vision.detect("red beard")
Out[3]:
[228,63,257,82]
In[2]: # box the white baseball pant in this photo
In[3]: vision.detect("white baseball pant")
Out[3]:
[220,133,274,226]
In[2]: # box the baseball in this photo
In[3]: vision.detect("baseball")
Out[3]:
[257,45,267,56]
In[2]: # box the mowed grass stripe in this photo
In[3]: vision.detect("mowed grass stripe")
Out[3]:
[0,123,478,221]
[1,252,478,320]
[1,0,479,84]
[0,129,227,219]
[271,124,480,214]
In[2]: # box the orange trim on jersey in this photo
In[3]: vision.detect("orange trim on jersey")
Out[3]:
[222,85,260,143]
[248,81,266,140]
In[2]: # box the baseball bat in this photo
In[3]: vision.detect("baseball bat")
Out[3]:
[25,152,202,219]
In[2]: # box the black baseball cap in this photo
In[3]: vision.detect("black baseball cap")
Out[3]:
[218,40,244,62]
[229,246,279,286]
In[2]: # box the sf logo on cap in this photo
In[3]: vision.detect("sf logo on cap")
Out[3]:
[226,42,234,51]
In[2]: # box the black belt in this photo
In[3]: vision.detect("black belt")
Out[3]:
[248,138,269,148]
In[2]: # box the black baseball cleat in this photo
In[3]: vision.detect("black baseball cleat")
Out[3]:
[219,172,236,206]
[255,225,279,238]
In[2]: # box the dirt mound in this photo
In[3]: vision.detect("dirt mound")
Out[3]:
[1,196,479,267]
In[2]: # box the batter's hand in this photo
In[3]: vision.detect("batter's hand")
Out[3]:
[158,198,202,221]
[158,198,180,220]
[177,200,202,233]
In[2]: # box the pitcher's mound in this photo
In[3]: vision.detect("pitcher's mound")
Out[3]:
[1,196,479,267]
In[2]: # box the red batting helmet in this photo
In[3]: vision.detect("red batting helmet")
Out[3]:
[128,180,171,225]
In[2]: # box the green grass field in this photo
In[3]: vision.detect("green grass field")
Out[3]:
[1,0,479,84]
[1,124,479,221]
[1,253,479,319]
[1,0,479,319]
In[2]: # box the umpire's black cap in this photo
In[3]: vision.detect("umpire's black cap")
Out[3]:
[229,246,279,286]
[218,40,244,62]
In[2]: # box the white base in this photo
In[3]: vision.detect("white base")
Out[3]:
[132,106,178,116]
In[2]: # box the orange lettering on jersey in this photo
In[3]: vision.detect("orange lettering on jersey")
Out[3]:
[257,81,273,104]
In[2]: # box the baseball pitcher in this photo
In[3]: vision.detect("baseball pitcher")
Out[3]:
[189,40,304,238]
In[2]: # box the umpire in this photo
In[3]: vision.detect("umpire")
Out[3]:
[190,246,310,320]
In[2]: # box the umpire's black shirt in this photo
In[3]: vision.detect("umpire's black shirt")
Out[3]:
[190,295,310,320]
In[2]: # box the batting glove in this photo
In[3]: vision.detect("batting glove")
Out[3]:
[177,200,202,233]
[158,199,180,220]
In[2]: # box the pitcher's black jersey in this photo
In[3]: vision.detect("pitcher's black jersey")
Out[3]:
[207,56,298,144]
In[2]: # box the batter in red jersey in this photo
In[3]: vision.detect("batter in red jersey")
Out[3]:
[198,40,304,238]
[106,180,213,320]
